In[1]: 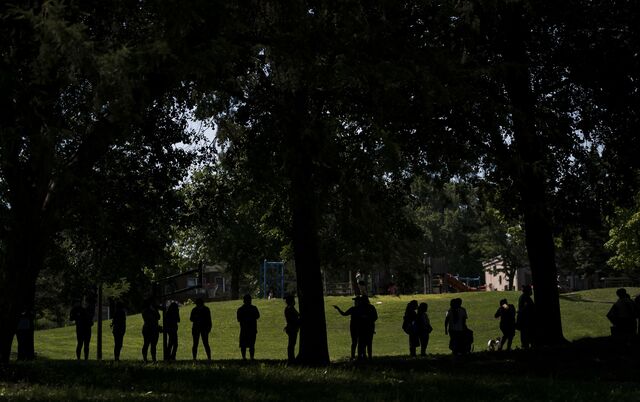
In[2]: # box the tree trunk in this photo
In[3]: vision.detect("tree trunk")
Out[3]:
[502,1,565,346]
[0,222,45,363]
[284,91,330,366]
[290,158,330,365]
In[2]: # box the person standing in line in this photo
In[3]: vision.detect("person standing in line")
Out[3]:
[402,300,419,357]
[333,296,361,360]
[70,300,93,360]
[16,309,35,360]
[141,298,160,362]
[165,301,180,360]
[237,294,260,361]
[607,288,637,338]
[494,298,516,351]
[284,295,300,363]
[517,285,536,349]
[416,302,432,356]
[444,298,469,355]
[190,298,212,360]
[111,301,126,361]
[356,295,378,360]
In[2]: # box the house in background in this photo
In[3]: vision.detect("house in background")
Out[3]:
[483,256,531,291]
[163,264,232,302]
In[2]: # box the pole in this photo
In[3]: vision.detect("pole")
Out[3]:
[427,256,432,294]
[162,296,168,361]
[422,253,427,294]
[97,283,103,360]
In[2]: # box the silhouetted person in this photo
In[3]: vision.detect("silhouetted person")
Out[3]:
[70,301,93,360]
[16,309,35,360]
[607,288,637,338]
[111,302,126,361]
[356,295,378,360]
[635,294,640,335]
[284,295,300,363]
[445,298,469,355]
[190,298,212,360]
[494,298,516,351]
[237,294,260,360]
[416,302,432,356]
[141,298,160,362]
[166,301,180,360]
[333,296,361,359]
[403,300,419,357]
[517,285,535,349]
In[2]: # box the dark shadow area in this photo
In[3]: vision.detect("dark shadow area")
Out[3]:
[1,337,640,401]
[560,294,614,304]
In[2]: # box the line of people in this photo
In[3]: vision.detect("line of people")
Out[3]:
[400,285,536,356]
[70,295,261,362]
[73,285,639,362]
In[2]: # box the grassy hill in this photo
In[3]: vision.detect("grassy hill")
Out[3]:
[23,288,637,361]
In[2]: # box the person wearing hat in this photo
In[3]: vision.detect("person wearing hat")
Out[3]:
[607,288,637,338]
[494,298,516,351]
[237,294,260,360]
[333,296,361,359]
[356,295,378,360]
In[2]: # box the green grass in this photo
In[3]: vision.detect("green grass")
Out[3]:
[2,345,640,401]
[3,288,640,401]
[18,288,637,361]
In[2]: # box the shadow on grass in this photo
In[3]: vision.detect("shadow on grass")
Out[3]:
[2,337,640,401]
[560,293,614,304]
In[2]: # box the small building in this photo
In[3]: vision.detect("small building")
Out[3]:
[483,256,531,291]
[163,264,232,302]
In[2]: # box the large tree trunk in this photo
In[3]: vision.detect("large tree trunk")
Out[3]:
[285,91,330,366]
[502,1,565,346]
[0,218,46,363]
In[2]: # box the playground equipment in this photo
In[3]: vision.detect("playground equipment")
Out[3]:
[260,260,285,299]
[444,273,482,292]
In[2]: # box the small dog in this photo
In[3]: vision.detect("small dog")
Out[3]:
[487,337,502,351]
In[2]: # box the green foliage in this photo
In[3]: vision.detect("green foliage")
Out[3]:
[411,178,484,276]
[606,198,640,274]
[471,205,528,288]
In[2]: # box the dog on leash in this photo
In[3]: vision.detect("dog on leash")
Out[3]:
[487,337,502,351]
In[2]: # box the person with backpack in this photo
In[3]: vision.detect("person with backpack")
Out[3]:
[445,298,471,355]
[141,298,161,362]
[416,302,433,356]
[607,288,637,338]
[494,298,516,351]
[402,300,419,357]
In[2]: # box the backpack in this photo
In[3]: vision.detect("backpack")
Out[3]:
[402,317,412,334]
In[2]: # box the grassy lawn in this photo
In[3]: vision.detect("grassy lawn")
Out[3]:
[20,288,636,361]
[2,288,640,401]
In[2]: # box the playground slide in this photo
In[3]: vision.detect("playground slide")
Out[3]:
[444,273,477,292]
